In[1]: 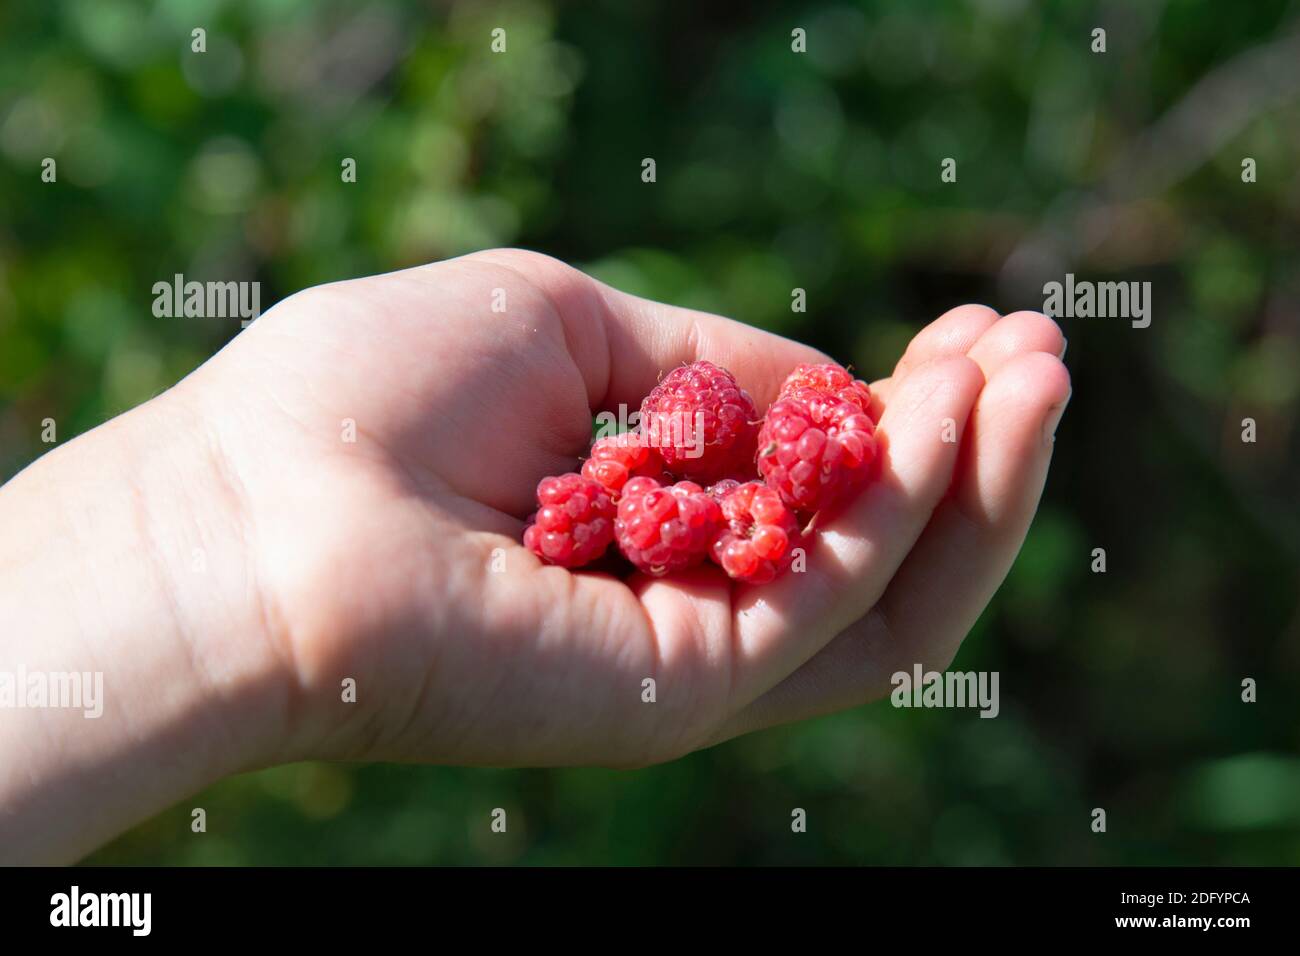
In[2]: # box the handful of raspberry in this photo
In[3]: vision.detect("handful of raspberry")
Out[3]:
[523,361,878,584]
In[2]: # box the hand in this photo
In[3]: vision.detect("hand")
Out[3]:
[0,249,1069,861]
[182,248,1070,765]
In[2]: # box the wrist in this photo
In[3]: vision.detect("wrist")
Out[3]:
[0,389,293,862]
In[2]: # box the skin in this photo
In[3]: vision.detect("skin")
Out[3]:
[0,249,1070,863]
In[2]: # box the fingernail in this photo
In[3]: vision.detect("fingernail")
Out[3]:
[1058,337,1068,360]
[1043,388,1071,444]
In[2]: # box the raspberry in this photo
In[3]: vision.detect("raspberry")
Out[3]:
[757,388,877,513]
[708,481,800,584]
[580,431,667,496]
[614,477,724,576]
[779,362,874,417]
[639,361,759,483]
[523,473,616,568]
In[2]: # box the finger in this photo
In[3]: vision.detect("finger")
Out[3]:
[866,376,890,420]
[716,350,1070,737]
[870,304,1000,410]
[724,355,985,707]
[891,304,1000,381]
[874,306,1061,435]
[713,310,1066,732]
[965,310,1065,377]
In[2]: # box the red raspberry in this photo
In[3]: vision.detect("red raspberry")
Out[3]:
[757,388,877,513]
[580,431,667,496]
[708,481,801,584]
[523,473,616,568]
[779,362,874,417]
[639,361,759,483]
[614,477,724,576]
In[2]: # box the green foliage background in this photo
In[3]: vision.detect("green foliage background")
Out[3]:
[1,0,1297,864]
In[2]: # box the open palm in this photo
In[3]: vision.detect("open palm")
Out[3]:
[181,249,1070,768]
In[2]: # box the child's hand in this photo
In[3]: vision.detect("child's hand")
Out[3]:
[0,249,1069,861]
[180,248,1069,763]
